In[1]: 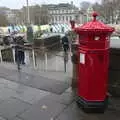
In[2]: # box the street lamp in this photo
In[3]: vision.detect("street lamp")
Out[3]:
[26,0,30,24]
[109,0,116,24]
[26,0,33,43]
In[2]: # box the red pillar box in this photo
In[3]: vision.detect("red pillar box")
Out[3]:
[74,12,114,113]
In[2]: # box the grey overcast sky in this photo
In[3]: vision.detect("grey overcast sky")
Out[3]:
[0,0,101,9]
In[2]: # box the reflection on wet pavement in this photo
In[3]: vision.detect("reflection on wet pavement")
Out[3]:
[11,49,72,74]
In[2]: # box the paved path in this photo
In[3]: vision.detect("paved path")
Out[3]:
[0,65,119,120]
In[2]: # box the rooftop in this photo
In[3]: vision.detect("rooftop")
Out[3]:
[43,3,78,10]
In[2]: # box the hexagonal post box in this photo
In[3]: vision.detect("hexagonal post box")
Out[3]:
[74,12,114,113]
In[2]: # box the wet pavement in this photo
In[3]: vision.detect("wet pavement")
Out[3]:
[0,66,70,94]
[0,47,119,119]
[0,65,118,120]
[0,64,73,120]
[13,49,73,74]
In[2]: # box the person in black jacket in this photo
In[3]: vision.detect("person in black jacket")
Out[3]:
[14,36,25,65]
[61,34,69,53]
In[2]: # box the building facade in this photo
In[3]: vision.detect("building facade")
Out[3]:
[45,3,85,24]
[0,3,87,25]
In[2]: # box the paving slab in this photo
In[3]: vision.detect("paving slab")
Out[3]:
[0,78,50,104]
[81,115,99,120]
[0,78,20,90]
[13,117,23,120]
[95,109,120,120]
[0,67,70,94]
[0,97,31,120]
[57,100,120,120]
[0,87,16,101]
[0,117,6,120]
[43,92,75,105]
[19,98,66,120]
[13,85,50,104]
[22,75,70,94]
[57,102,85,120]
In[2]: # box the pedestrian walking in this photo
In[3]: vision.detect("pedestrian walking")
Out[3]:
[14,36,25,65]
[50,27,53,32]
[61,33,69,72]
[62,27,64,33]
[61,33,69,53]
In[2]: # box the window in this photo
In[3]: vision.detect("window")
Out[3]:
[56,10,58,14]
[66,16,68,21]
[55,16,57,21]
[52,17,54,21]
[59,16,61,21]
[60,10,62,13]
[59,10,61,14]
[50,11,52,14]
[68,10,70,14]
[75,15,79,20]
[63,16,64,21]
[53,10,55,14]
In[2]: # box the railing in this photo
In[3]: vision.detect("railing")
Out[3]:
[0,44,72,73]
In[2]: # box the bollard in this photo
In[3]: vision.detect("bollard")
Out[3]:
[64,58,67,73]
[0,49,3,63]
[64,52,68,73]
[32,49,36,68]
[44,52,48,71]
[55,56,58,71]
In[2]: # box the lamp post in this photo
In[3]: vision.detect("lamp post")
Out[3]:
[26,0,33,43]
[26,0,30,24]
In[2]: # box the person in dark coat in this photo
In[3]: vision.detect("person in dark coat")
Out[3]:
[50,27,53,32]
[61,34,69,53]
[14,36,25,65]
[3,36,10,46]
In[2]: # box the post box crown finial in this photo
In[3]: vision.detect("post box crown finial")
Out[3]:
[92,12,98,21]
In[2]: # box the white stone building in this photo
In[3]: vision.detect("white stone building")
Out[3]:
[45,3,86,24]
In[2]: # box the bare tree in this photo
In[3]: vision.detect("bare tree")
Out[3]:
[93,0,120,24]
[92,2,108,22]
